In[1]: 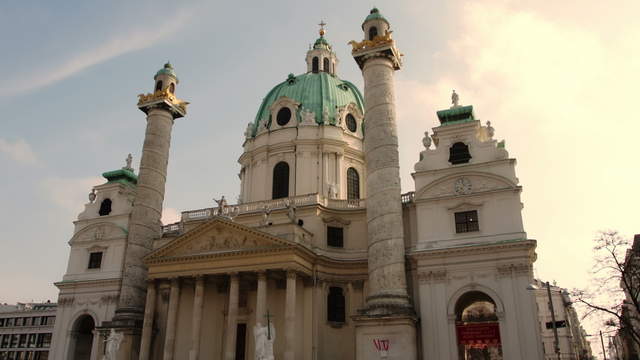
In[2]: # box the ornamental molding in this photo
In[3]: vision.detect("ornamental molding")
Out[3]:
[496,263,533,277]
[69,222,128,245]
[409,239,536,260]
[415,171,517,200]
[137,87,189,114]
[417,270,448,284]
[322,216,351,225]
[348,30,395,53]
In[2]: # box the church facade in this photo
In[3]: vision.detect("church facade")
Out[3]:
[50,8,544,360]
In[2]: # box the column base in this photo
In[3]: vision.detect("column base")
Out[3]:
[352,314,418,360]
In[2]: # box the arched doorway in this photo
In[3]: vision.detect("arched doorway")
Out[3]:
[69,315,95,360]
[455,291,502,360]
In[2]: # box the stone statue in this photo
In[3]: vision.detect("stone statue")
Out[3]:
[301,108,316,125]
[124,153,133,170]
[486,121,495,138]
[244,123,254,138]
[284,199,296,223]
[103,329,123,360]
[214,196,228,216]
[422,131,431,149]
[322,107,329,124]
[88,188,97,203]
[262,205,272,226]
[254,323,275,360]
[451,89,459,107]
[328,184,338,199]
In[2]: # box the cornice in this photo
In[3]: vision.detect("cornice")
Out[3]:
[408,239,536,260]
[54,277,121,289]
[412,158,516,178]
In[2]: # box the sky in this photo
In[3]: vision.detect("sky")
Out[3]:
[0,0,637,356]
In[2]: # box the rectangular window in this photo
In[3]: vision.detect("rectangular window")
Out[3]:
[40,335,50,349]
[6,318,14,327]
[88,252,103,269]
[1,334,9,348]
[0,318,4,327]
[32,317,40,327]
[327,226,344,248]
[10,335,18,348]
[15,318,23,327]
[455,210,479,233]
[27,335,36,348]
[18,335,26,348]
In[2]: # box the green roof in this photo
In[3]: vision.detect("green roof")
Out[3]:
[154,62,178,81]
[313,36,331,50]
[251,72,364,136]
[102,168,138,186]
[362,8,389,29]
[436,105,475,125]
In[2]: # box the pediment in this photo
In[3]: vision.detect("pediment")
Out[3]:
[146,218,293,261]
[416,172,517,200]
[70,222,127,244]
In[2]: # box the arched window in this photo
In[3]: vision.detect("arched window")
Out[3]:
[323,57,330,73]
[169,83,175,94]
[98,199,112,216]
[276,107,291,126]
[455,291,502,359]
[347,168,360,200]
[449,142,472,164]
[272,162,289,199]
[327,287,346,322]
[155,80,163,92]
[312,57,319,73]
[369,26,378,40]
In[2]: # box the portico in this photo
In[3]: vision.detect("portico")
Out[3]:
[139,217,367,360]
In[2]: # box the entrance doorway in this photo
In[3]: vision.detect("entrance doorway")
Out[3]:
[69,315,95,360]
[455,291,502,360]
[235,323,247,360]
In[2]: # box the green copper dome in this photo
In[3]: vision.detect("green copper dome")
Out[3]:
[251,72,364,137]
[154,62,178,81]
[362,8,389,29]
[313,35,331,50]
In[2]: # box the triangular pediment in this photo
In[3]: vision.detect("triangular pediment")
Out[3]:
[146,217,293,261]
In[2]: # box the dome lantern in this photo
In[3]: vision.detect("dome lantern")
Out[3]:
[306,21,338,75]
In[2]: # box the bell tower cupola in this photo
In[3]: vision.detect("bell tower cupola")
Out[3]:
[153,62,178,94]
[362,7,390,41]
[306,21,339,75]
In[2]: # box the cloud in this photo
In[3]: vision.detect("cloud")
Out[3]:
[41,176,103,215]
[161,207,181,225]
[0,138,39,166]
[0,9,193,97]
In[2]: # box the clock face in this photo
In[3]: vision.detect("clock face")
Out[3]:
[454,177,472,195]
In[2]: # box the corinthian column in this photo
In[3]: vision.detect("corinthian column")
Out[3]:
[284,270,297,360]
[255,271,267,326]
[224,273,240,360]
[139,279,157,360]
[163,278,181,360]
[190,276,205,360]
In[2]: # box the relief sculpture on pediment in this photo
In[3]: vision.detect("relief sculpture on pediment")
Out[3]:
[172,228,275,256]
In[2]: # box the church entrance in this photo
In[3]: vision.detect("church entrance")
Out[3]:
[454,291,502,360]
[235,323,247,360]
[69,315,95,360]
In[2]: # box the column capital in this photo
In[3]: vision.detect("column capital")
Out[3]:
[256,270,267,280]
[285,269,297,280]
[169,277,180,286]
[228,272,239,280]
[194,275,206,282]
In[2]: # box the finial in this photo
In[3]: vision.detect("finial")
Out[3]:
[318,20,326,37]
[451,89,460,108]
[164,61,172,69]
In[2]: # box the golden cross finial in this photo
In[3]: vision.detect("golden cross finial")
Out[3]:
[319,20,326,36]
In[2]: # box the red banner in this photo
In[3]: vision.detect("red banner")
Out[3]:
[456,323,501,346]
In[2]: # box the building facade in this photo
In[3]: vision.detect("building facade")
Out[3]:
[50,8,545,360]
[0,302,57,360]
[530,280,593,359]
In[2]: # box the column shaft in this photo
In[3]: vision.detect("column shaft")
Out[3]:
[255,272,267,326]
[284,271,297,360]
[139,280,157,360]
[163,278,181,360]
[190,276,205,360]
[224,274,240,360]
[361,57,409,311]
[117,108,175,315]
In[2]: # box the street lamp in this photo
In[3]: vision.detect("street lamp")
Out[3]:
[528,282,561,360]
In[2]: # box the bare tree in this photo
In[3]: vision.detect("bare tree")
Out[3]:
[573,231,640,359]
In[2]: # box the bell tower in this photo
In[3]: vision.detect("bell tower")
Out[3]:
[103,62,189,359]
[350,8,417,360]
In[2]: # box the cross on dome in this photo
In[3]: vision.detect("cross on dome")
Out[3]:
[318,20,326,36]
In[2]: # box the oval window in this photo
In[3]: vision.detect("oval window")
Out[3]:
[276,107,291,126]
[346,114,357,132]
